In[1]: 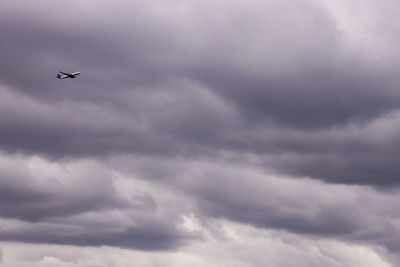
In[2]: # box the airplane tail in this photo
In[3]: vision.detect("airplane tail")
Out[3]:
[57,74,61,79]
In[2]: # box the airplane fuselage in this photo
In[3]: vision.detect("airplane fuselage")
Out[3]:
[57,71,81,79]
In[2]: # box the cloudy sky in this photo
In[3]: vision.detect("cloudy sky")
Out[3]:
[1,0,400,266]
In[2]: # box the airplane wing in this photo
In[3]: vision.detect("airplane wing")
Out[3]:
[59,71,69,75]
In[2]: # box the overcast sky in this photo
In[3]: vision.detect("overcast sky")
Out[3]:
[1,0,400,266]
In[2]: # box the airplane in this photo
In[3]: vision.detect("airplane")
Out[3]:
[57,71,81,79]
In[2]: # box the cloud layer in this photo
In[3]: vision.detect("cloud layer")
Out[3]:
[1,0,400,266]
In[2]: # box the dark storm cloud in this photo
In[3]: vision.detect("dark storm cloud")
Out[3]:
[234,117,400,186]
[199,190,358,236]
[135,160,360,237]
[1,0,400,189]
[1,0,400,264]
[188,164,400,254]
[0,220,194,250]
[0,82,233,158]
[0,155,197,250]
[112,156,400,256]
[0,157,127,221]
[207,69,400,129]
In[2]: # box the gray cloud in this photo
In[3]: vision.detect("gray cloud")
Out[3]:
[1,0,400,189]
[0,178,126,222]
[0,220,194,251]
[109,156,400,258]
[0,155,197,250]
[191,167,400,255]
[1,0,400,265]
